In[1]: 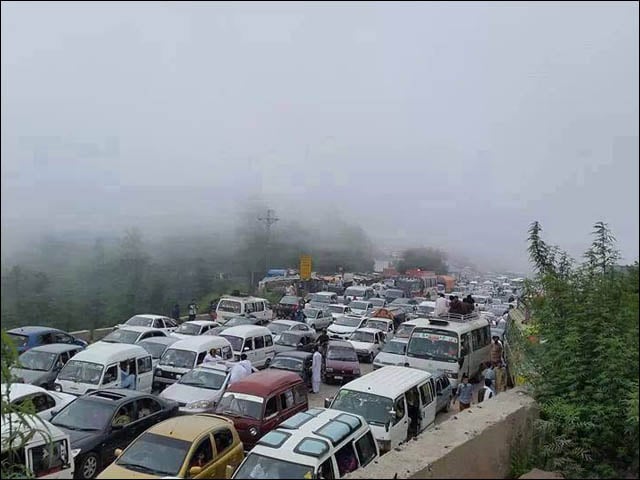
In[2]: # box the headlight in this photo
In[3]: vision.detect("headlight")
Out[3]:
[186,400,213,409]
[325,367,334,372]
[249,426,259,436]
[446,372,457,379]
[54,383,62,392]
[176,374,182,379]
[71,448,81,458]
[156,369,163,376]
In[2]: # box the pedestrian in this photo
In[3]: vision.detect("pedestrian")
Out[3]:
[188,299,198,321]
[171,303,180,322]
[119,362,136,390]
[464,294,476,311]
[497,314,507,330]
[494,361,507,393]
[317,328,329,357]
[490,336,503,364]
[435,293,448,317]
[454,374,474,411]
[208,300,217,321]
[229,354,251,384]
[482,362,496,390]
[239,353,253,376]
[478,378,495,403]
[295,308,305,323]
[311,345,323,394]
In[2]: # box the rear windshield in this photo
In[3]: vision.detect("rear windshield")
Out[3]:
[218,300,242,314]
[7,333,28,348]
[327,347,358,362]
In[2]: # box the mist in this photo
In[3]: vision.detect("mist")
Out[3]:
[2,1,638,272]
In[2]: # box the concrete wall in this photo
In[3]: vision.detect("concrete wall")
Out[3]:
[347,388,538,479]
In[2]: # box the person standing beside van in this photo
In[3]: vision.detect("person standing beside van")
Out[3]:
[119,362,136,390]
[188,299,199,321]
[454,374,473,411]
[311,346,322,394]
[239,353,253,376]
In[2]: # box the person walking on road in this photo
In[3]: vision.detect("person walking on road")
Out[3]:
[478,378,495,403]
[188,299,198,321]
[171,303,180,322]
[490,336,503,364]
[495,361,507,393]
[311,346,323,394]
[482,362,496,390]
[454,373,474,411]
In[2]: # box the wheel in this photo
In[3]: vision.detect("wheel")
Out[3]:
[77,452,100,479]
[264,358,272,368]
[367,352,374,363]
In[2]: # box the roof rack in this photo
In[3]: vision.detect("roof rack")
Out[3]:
[431,312,480,323]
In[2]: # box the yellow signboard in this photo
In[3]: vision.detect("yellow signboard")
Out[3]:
[300,255,312,280]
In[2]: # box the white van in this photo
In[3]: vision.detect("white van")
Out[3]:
[1,414,75,479]
[309,291,339,305]
[216,296,273,323]
[393,318,432,340]
[153,336,233,390]
[219,325,275,368]
[326,366,436,454]
[232,408,379,479]
[54,343,153,396]
[405,313,491,388]
[344,286,375,301]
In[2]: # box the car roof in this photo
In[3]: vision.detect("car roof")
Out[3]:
[353,327,383,334]
[416,316,489,333]
[138,336,180,346]
[3,383,49,400]
[169,336,231,350]
[221,325,272,337]
[128,314,167,320]
[7,326,64,335]
[328,303,348,308]
[81,388,148,404]
[226,370,302,397]
[183,320,218,326]
[2,414,67,446]
[72,343,149,362]
[280,330,313,337]
[328,340,354,348]
[270,320,298,326]
[115,326,165,334]
[336,366,432,398]
[148,414,235,441]
[21,343,82,353]
[220,296,268,302]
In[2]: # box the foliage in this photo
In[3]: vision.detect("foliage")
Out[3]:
[395,247,448,274]
[517,221,639,478]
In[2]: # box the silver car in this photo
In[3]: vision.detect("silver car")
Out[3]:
[159,362,231,414]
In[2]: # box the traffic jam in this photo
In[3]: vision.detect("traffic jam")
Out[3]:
[3,269,519,479]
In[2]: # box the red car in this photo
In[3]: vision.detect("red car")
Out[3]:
[323,340,361,384]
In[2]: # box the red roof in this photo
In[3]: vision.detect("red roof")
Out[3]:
[226,370,302,398]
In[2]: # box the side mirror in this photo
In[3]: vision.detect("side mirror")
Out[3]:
[324,398,332,408]
[225,465,235,479]
[114,448,123,457]
[190,466,203,476]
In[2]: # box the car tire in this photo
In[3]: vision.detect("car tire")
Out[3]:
[264,358,272,368]
[367,352,374,363]
[77,452,100,479]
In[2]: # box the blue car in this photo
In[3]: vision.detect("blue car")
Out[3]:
[6,326,88,354]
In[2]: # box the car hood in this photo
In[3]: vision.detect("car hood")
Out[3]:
[325,359,358,371]
[328,325,357,334]
[98,463,162,479]
[348,341,374,351]
[58,427,102,449]
[374,351,405,365]
[160,383,221,404]
[274,344,297,353]
[11,368,49,385]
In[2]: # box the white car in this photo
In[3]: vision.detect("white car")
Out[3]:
[3,383,76,421]
[326,303,352,320]
[171,320,221,339]
[302,307,333,330]
[347,328,386,363]
[266,320,313,342]
[327,315,369,340]
[348,301,374,316]
[159,363,231,414]
[115,314,178,334]
[369,298,387,309]
[373,338,409,370]
[364,317,395,339]
[94,326,167,345]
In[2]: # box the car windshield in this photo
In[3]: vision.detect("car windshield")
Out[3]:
[365,320,388,331]
[101,329,140,344]
[276,332,302,347]
[125,316,153,327]
[268,323,291,335]
[57,360,103,384]
[218,300,242,313]
[220,335,243,352]
[417,305,435,315]
[234,453,314,479]
[350,301,370,311]
[139,341,168,359]
[382,340,406,355]
[304,309,320,318]
[350,331,375,343]
[327,346,358,362]
[116,432,190,477]
[331,389,393,426]
[270,357,303,371]
[327,305,346,314]
[178,368,227,390]
[17,350,57,371]
[216,393,263,420]
[310,295,331,303]
[174,323,200,335]
[7,333,28,348]
[51,397,114,431]
[160,349,196,369]
[395,324,416,338]
[385,290,404,298]
[334,316,362,327]
[279,296,299,306]
[407,328,459,363]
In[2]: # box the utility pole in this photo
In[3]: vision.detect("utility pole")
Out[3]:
[257,208,279,275]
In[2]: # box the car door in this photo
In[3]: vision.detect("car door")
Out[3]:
[102,400,137,467]
[253,336,265,367]
[212,428,242,478]
[164,317,178,333]
[418,380,437,430]
[390,395,408,449]
[133,397,165,436]
[186,434,215,478]
[136,356,153,392]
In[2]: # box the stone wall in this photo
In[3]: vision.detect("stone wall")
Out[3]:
[347,388,538,479]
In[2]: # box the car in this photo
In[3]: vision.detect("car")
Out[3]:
[265,320,313,342]
[50,389,179,479]
[268,351,313,388]
[302,307,333,330]
[137,336,180,368]
[274,295,303,319]
[115,314,178,334]
[389,298,419,315]
[326,303,352,320]
[348,301,374,316]
[323,340,360,384]
[369,298,387,309]
[274,330,316,354]
[94,327,167,345]
[12,343,85,389]
[7,326,88,354]
[96,414,244,479]
[171,320,221,339]
[416,301,436,317]
[326,315,368,341]
[347,328,386,363]
[3,383,77,421]
[364,317,395,339]
[159,363,231,415]
[383,288,405,303]
[205,316,259,336]
[434,372,453,413]
[372,338,409,370]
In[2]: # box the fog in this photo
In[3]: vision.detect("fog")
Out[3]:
[2,1,638,272]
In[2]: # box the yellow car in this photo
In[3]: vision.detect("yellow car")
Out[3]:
[97,414,244,479]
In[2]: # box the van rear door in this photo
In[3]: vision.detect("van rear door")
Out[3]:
[136,355,153,392]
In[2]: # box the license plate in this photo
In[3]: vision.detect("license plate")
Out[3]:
[334,375,343,380]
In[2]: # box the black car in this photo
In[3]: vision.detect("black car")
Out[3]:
[275,295,303,319]
[269,351,313,388]
[50,389,179,479]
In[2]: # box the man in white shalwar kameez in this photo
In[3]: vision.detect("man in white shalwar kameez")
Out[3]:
[312,346,323,394]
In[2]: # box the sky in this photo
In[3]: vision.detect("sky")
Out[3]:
[1,1,638,272]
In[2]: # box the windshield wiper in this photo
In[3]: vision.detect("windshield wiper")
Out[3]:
[117,462,168,475]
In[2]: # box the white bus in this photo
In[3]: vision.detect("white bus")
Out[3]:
[405,313,491,388]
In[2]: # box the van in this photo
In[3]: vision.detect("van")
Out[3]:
[344,286,375,302]
[1,414,75,479]
[215,370,308,450]
[405,313,491,388]
[325,366,436,454]
[219,325,275,369]
[231,408,379,479]
[309,291,339,304]
[216,296,273,323]
[154,336,234,390]
[54,343,153,396]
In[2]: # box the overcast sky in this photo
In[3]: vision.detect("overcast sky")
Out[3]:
[1,1,638,272]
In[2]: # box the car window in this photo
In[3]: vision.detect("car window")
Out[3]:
[27,393,56,412]
[265,336,273,347]
[243,338,254,351]
[153,319,163,328]
[53,332,72,344]
[137,356,152,374]
[419,382,433,405]
[293,384,307,406]
[213,428,234,454]
[103,365,118,384]
[165,318,178,328]
[393,396,405,424]
[280,389,295,410]
[112,402,135,427]
[254,336,265,349]
[264,396,277,418]
[189,436,214,471]
[319,458,335,480]
[136,397,162,420]
[196,351,207,365]
[58,352,70,366]
[254,302,265,312]
[355,432,377,467]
